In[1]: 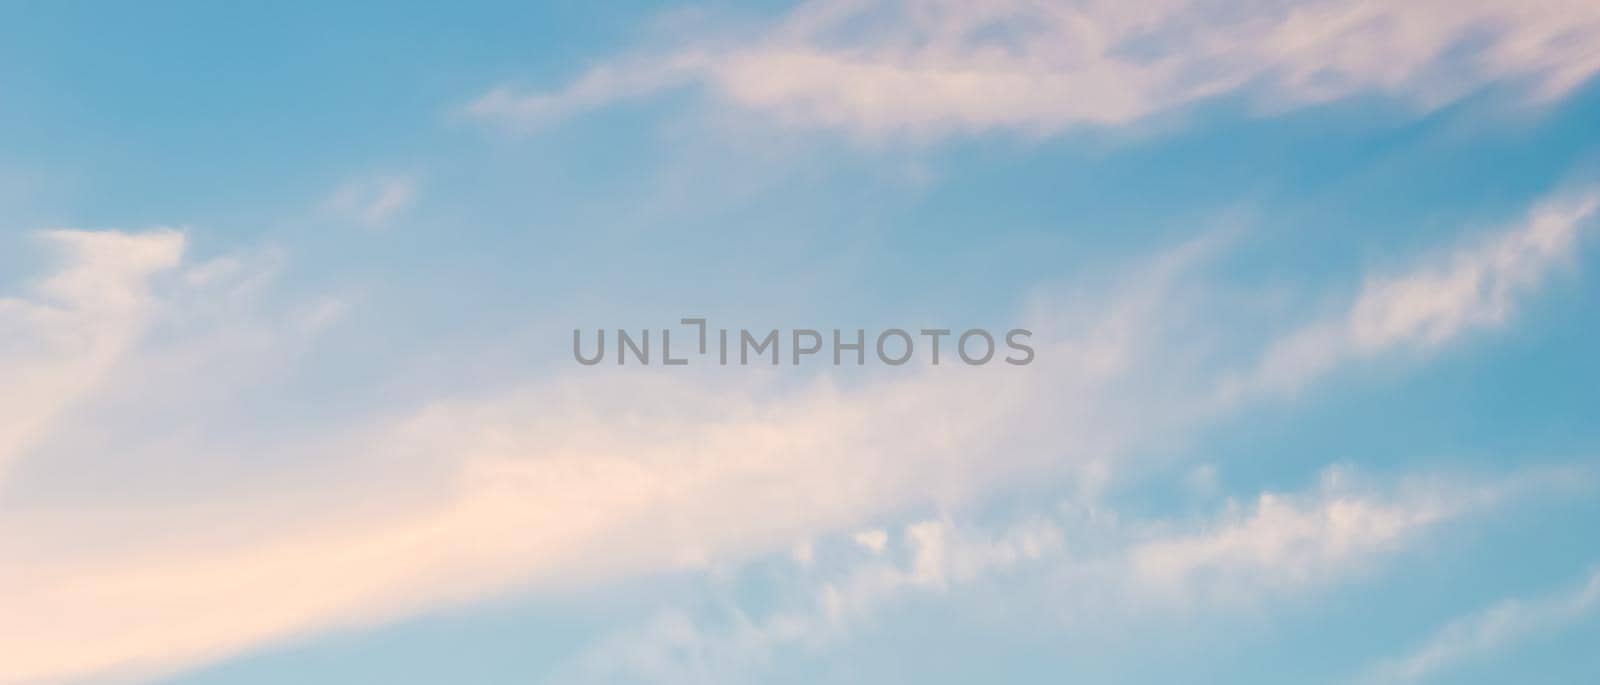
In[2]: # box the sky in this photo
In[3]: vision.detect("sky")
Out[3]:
[2,1,1600,683]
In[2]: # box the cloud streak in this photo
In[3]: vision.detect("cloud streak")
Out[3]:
[0,187,1589,684]
[325,175,419,229]
[1128,466,1580,600]
[467,0,1600,140]
[1358,566,1600,684]
[563,464,1579,684]
[0,230,184,476]
[1232,188,1598,397]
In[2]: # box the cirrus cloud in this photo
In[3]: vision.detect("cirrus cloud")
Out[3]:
[467,0,1600,140]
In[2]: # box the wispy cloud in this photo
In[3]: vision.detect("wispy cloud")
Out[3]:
[466,56,707,132]
[1229,188,1599,398]
[564,514,1063,684]
[1357,567,1600,684]
[325,175,419,229]
[0,229,183,476]
[560,464,1579,684]
[466,0,1600,140]
[0,187,1587,684]
[1128,466,1582,600]
[0,262,1154,684]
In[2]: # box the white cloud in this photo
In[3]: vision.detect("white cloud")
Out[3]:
[563,514,1064,684]
[0,187,1588,684]
[1128,467,1577,601]
[466,55,707,132]
[325,175,419,228]
[0,229,184,476]
[0,294,1158,685]
[1347,193,1598,351]
[1232,188,1598,397]
[0,222,1199,684]
[467,0,1600,140]
[560,465,1574,684]
[851,528,889,554]
[1358,567,1600,684]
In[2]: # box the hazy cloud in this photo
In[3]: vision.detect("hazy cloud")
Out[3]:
[325,175,419,229]
[1358,567,1600,683]
[467,0,1600,140]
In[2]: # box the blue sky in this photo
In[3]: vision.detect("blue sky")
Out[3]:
[3,2,1600,684]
